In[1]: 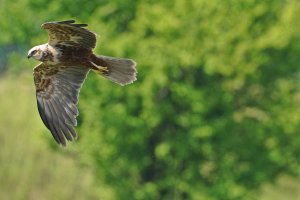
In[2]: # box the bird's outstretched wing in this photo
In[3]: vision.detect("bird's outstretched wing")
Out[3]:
[42,20,97,49]
[33,63,89,146]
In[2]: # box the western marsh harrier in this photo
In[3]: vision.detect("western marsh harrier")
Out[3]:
[27,20,137,146]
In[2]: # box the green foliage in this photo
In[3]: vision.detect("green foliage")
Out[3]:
[1,0,300,199]
[77,0,300,199]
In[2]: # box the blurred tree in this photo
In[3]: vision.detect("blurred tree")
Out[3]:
[77,0,300,200]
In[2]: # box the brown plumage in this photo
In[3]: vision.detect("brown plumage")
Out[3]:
[28,20,137,146]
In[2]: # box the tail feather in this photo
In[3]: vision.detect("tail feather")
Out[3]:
[92,55,137,86]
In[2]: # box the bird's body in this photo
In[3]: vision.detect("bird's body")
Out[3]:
[28,20,137,146]
[31,43,93,67]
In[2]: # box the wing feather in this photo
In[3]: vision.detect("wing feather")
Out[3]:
[42,99,63,144]
[33,63,89,146]
[51,95,76,125]
[55,92,78,116]
[42,20,96,49]
[49,97,73,140]
[45,100,66,145]
[37,98,50,129]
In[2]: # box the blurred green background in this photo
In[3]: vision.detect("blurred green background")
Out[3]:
[1,0,300,199]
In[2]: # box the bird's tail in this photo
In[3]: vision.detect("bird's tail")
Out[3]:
[91,55,137,86]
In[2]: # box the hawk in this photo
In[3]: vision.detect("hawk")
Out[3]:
[27,20,137,146]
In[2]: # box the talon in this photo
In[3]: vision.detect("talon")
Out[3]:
[99,67,109,75]
[90,62,109,75]
[93,66,109,75]
[101,67,109,72]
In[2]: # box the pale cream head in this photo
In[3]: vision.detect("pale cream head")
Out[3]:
[27,44,47,61]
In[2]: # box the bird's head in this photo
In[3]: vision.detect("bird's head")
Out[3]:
[27,44,47,61]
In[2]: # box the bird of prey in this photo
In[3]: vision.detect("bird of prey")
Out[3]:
[27,20,137,146]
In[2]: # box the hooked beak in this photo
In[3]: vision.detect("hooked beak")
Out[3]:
[27,51,34,59]
[27,52,32,59]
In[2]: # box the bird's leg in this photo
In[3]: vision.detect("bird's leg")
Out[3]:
[89,61,109,75]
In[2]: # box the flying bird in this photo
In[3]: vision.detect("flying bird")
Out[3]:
[28,20,137,146]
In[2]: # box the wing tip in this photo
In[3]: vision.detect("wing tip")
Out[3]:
[57,133,78,147]
[41,19,89,29]
[57,19,76,24]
